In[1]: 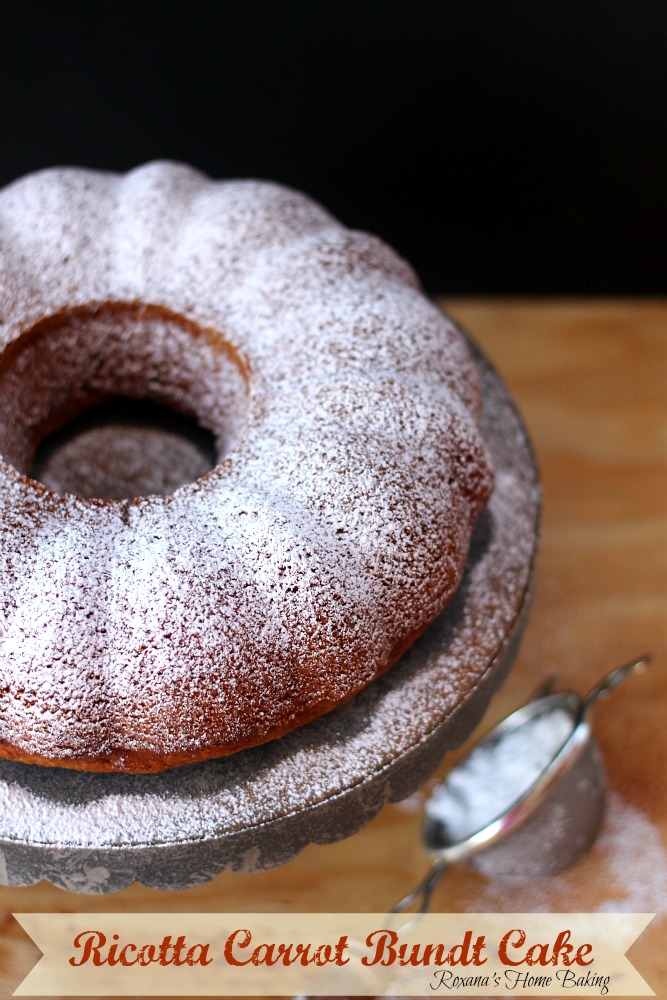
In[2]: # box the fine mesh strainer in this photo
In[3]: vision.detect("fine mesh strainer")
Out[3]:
[393,656,650,915]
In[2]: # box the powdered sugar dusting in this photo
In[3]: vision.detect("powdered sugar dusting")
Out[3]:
[0,162,494,771]
[35,418,214,499]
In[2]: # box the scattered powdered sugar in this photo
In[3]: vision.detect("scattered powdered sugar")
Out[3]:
[426,709,574,842]
[459,791,667,917]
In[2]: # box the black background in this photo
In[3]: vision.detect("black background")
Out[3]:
[1,1,665,293]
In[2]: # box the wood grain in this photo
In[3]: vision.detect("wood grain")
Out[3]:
[0,300,664,999]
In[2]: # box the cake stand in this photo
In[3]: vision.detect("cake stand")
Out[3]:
[0,337,541,893]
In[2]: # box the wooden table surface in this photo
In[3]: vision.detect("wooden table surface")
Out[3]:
[0,300,665,999]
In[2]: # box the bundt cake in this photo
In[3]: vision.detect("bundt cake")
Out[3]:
[0,162,493,772]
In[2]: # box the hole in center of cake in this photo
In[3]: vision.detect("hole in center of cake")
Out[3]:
[0,302,250,499]
[31,397,218,500]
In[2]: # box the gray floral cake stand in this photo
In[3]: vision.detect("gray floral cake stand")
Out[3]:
[0,338,540,894]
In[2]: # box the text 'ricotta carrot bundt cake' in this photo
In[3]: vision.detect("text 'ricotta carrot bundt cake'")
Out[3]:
[0,162,493,772]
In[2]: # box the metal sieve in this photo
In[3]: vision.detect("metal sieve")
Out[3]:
[392,656,650,915]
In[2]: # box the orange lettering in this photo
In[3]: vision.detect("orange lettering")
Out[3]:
[224,927,254,966]
[69,930,106,967]
[499,928,526,966]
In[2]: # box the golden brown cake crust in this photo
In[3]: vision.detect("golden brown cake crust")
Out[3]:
[0,163,493,772]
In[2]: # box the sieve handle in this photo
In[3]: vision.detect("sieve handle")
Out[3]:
[583,655,651,712]
[390,858,449,917]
